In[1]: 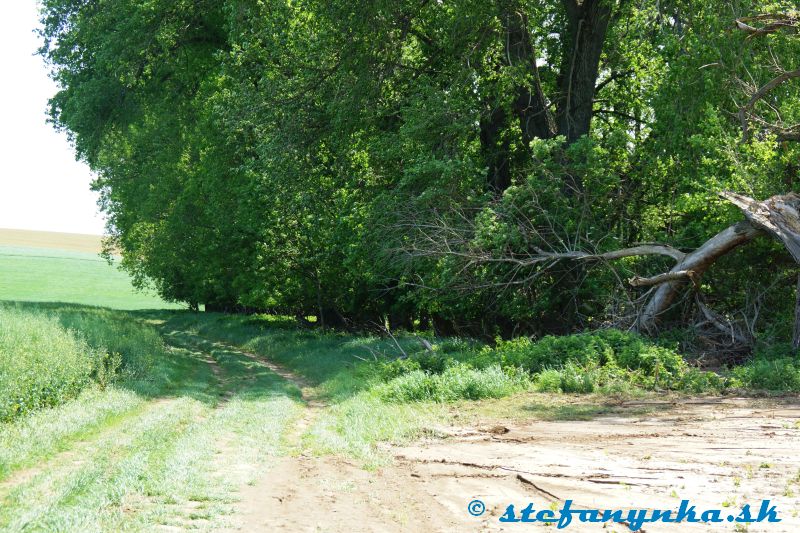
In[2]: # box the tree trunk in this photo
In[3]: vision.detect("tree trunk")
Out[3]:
[319,307,347,330]
[637,221,763,330]
[638,192,800,332]
[556,0,613,144]
[479,104,512,193]
[498,1,557,144]
[205,298,239,313]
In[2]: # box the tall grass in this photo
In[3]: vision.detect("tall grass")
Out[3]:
[0,307,100,421]
[0,304,162,422]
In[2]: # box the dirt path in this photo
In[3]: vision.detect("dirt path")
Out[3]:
[5,326,793,532]
[192,339,455,532]
[164,333,800,532]
[389,397,800,532]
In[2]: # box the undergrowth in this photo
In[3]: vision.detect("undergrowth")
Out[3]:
[0,304,160,421]
[166,313,800,408]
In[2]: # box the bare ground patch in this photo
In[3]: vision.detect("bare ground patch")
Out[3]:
[164,335,800,532]
[385,397,800,532]
[225,385,800,531]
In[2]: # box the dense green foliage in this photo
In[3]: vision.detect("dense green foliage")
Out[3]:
[376,328,726,396]
[38,1,800,348]
[0,304,160,421]
[0,307,99,421]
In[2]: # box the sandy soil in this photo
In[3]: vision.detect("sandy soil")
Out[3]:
[151,334,800,532]
[231,394,800,532]
[389,397,800,532]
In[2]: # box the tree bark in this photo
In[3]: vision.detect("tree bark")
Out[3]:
[479,104,512,193]
[498,2,557,144]
[556,0,613,144]
[638,192,800,332]
[636,221,763,331]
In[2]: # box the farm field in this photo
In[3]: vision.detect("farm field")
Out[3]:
[0,232,799,531]
[0,228,104,254]
[0,229,180,310]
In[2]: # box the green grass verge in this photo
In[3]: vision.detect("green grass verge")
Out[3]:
[156,312,800,466]
[0,305,302,531]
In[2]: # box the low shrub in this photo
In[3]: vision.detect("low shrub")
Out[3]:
[372,329,726,396]
[731,358,800,392]
[349,327,791,400]
[0,307,101,421]
[378,357,422,380]
[378,364,529,402]
[493,334,612,373]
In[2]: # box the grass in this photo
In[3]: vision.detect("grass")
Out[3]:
[0,303,173,422]
[3,235,799,528]
[0,245,179,310]
[0,306,102,421]
[149,310,800,466]
[0,306,302,531]
[153,312,451,465]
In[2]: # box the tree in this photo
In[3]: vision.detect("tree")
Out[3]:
[39,0,800,353]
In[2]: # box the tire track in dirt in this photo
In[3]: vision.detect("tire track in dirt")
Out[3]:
[0,335,230,527]
[181,336,457,532]
[0,396,178,501]
[154,334,800,532]
[199,338,324,450]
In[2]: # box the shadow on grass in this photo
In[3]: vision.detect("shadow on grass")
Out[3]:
[0,301,304,410]
[143,310,416,403]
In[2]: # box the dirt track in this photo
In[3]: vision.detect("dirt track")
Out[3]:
[222,341,800,533]
[389,398,800,531]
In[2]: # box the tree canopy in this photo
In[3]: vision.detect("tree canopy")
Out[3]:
[40,0,800,351]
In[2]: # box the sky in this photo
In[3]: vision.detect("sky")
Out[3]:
[0,2,105,235]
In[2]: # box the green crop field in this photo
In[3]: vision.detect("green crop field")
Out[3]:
[0,244,180,310]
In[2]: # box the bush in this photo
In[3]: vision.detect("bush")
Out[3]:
[0,305,163,422]
[491,329,697,391]
[675,367,725,394]
[378,364,529,402]
[534,369,564,393]
[0,308,101,421]
[732,358,800,392]
[378,358,422,380]
[493,334,613,373]
[533,363,597,393]
[372,329,763,397]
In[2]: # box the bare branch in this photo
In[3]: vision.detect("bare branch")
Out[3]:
[735,14,800,38]
[738,68,800,140]
[628,270,696,287]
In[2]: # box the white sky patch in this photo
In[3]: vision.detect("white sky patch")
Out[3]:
[0,2,105,235]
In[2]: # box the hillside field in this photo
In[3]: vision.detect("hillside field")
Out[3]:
[0,229,179,310]
[0,228,103,254]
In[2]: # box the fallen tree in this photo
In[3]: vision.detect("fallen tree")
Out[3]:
[403,191,800,343]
